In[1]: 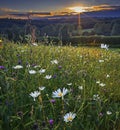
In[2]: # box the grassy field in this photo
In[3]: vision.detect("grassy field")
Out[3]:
[0,43,120,130]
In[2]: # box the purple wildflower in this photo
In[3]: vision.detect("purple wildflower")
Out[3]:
[52,74,57,78]
[50,99,56,104]
[58,65,62,69]
[31,63,36,67]
[0,66,5,69]
[49,119,54,125]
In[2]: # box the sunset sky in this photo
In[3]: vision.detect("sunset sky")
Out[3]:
[0,0,120,19]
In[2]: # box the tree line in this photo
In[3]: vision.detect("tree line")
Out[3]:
[0,18,120,43]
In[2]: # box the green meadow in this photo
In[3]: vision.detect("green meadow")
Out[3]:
[0,43,120,130]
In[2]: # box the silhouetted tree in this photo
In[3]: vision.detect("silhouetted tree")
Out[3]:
[111,23,120,36]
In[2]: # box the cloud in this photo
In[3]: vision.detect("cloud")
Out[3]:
[0,7,52,19]
[0,7,19,13]
[90,4,116,11]
[0,5,120,19]
[67,4,120,13]
[29,12,51,16]
[9,12,52,19]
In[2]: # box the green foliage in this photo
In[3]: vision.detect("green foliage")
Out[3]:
[111,23,120,36]
[0,43,120,130]
[66,36,120,47]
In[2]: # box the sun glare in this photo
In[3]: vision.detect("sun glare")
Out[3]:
[68,6,85,13]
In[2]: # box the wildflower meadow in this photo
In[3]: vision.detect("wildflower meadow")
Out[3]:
[0,43,120,130]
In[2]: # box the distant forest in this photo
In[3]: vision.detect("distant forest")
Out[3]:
[0,17,120,43]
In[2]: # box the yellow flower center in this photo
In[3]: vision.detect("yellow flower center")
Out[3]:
[67,116,72,121]
[58,92,63,97]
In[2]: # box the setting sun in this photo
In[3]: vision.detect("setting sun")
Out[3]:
[68,6,86,13]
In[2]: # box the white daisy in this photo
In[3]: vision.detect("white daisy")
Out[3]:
[39,69,46,74]
[96,81,100,84]
[52,88,68,99]
[51,60,58,64]
[32,43,38,46]
[67,83,72,86]
[64,112,76,123]
[99,83,106,87]
[93,94,100,101]
[101,44,109,50]
[106,111,112,115]
[13,65,23,69]
[39,86,46,91]
[26,64,31,68]
[29,70,36,74]
[45,75,52,79]
[78,86,83,90]
[29,91,40,101]
[99,60,104,63]
[106,74,110,78]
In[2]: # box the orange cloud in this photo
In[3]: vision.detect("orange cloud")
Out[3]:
[0,7,53,19]
[0,5,119,19]
[0,7,19,12]
[67,4,116,13]
[11,12,52,19]
[90,4,115,11]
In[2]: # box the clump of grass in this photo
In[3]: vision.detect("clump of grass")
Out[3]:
[0,43,120,130]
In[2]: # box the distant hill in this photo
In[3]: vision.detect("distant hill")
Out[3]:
[1,8,120,42]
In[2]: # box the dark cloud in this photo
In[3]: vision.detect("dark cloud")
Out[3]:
[29,12,51,15]
[0,4,120,19]
[0,0,120,11]
[2,12,52,19]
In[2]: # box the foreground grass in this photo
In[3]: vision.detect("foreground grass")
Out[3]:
[0,43,120,130]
